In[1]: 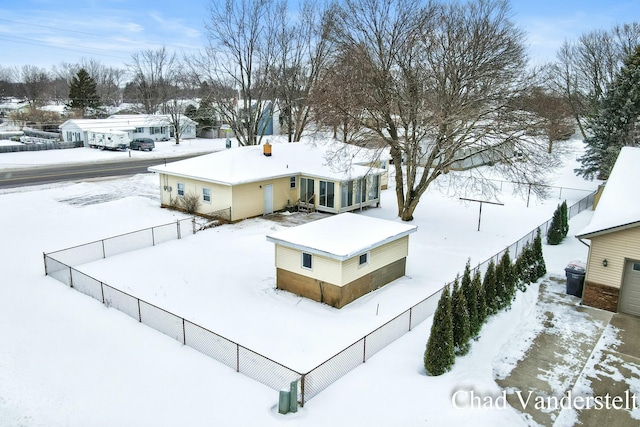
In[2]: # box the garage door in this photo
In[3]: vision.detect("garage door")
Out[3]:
[619,260,640,316]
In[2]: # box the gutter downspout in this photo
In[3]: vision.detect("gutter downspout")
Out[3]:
[578,238,590,248]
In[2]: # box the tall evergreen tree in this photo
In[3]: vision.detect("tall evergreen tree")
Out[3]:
[497,249,515,307]
[67,68,100,117]
[424,285,455,376]
[483,260,498,315]
[560,200,569,238]
[472,269,486,335]
[451,279,471,356]
[547,205,564,245]
[576,45,640,180]
[514,247,529,291]
[533,228,547,279]
[461,260,479,340]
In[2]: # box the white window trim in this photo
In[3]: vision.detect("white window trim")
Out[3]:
[177,182,185,197]
[302,252,313,270]
[358,252,369,268]
[203,187,211,203]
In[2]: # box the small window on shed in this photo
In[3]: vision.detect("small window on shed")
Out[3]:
[290,176,296,189]
[634,262,640,272]
[302,252,313,270]
[359,253,369,266]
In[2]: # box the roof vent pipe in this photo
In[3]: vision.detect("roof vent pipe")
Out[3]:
[263,141,272,157]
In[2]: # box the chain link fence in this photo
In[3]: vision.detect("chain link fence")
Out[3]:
[43,191,595,406]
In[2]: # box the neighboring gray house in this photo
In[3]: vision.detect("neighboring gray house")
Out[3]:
[59,114,197,146]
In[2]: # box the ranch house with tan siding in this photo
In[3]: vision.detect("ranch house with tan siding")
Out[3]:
[148,141,389,222]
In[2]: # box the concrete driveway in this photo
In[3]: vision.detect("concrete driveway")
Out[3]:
[497,276,640,426]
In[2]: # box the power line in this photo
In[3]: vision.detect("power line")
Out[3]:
[0,18,202,54]
[0,35,132,61]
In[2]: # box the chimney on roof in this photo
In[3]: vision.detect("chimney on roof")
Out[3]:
[263,141,272,157]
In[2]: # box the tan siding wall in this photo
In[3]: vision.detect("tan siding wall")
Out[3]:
[585,226,640,289]
[341,236,409,285]
[231,177,297,221]
[158,174,231,214]
[275,245,342,284]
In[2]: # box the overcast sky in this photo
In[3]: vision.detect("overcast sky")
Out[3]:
[0,0,638,70]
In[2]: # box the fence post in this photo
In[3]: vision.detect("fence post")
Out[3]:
[43,253,48,275]
[101,240,106,259]
[137,299,142,322]
[409,307,413,331]
[69,266,74,288]
[236,344,240,372]
[177,219,181,240]
[152,227,156,246]
[100,282,105,304]
[182,318,186,345]
[363,337,367,363]
[192,216,196,235]
[300,374,306,407]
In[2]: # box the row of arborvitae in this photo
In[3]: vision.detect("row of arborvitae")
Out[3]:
[547,200,569,245]
[424,229,547,376]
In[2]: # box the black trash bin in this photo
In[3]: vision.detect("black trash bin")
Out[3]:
[565,261,586,297]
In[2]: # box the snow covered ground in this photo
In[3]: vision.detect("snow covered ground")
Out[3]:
[0,137,599,426]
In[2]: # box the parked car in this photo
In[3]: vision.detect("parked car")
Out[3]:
[130,138,155,151]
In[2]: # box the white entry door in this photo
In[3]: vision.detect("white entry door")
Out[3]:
[264,184,273,215]
[620,259,640,316]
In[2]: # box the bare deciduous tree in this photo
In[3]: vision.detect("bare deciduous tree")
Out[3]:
[550,23,640,139]
[20,65,51,109]
[273,0,331,142]
[192,0,278,146]
[127,46,178,114]
[329,0,553,221]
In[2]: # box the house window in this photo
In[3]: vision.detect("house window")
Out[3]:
[359,252,369,266]
[135,127,143,133]
[634,262,640,272]
[300,177,314,203]
[302,252,313,270]
[341,180,354,208]
[290,176,296,189]
[368,175,380,200]
[177,183,185,197]
[319,181,335,208]
[356,178,366,203]
[203,188,211,202]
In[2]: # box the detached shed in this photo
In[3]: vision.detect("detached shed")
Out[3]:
[266,213,417,308]
[576,147,640,315]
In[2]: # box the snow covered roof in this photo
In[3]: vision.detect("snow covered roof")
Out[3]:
[59,114,196,132]
[148,141,386,186]
[266,212,417,261]
[576,147,640,238]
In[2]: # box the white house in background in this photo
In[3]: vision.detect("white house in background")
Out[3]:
[576,147,640,316]
[59,114,197,146]
[266,213,417,308]
[148,140,390,222]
